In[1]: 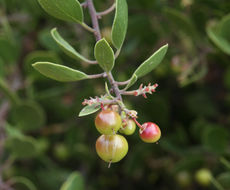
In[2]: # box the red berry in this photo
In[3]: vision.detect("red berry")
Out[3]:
[119,119,136,135]
[96,134,128,163]
[139,122,161,143]
[95,110,121,135]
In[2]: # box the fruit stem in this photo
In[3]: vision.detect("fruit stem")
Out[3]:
[132,117,143,129]
[100,103,105,111]
[108,161,112,168]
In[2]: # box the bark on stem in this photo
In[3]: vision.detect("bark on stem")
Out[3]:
[86,0,122,101]
[115,79,131,86]
[96,3,116,17]
[107,72,122,100]
[86,0,101,41]
[88,72,107,79]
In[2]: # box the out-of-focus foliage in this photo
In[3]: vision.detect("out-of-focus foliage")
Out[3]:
[0,0,230,189]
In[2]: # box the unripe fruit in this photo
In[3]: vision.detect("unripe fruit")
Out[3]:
[96,134,128,163]
[139,122,161,143]
[53,143,70,161]
[176,171,192,187]
[119,119,136,135]
[195,168,212,186]
[95,110,122,135]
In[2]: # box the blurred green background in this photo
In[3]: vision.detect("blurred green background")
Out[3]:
[0,0,230,189]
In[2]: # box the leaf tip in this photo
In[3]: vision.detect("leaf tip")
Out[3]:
[51,27,57,34]
[163,43,169,49]
[160,43,169,54]
[32,62,38,68]
[98,38,108,44]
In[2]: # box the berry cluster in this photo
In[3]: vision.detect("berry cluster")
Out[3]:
[94,107,161,166]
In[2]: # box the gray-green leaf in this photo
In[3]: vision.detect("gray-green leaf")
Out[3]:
[94,38,114,72]
[6,133,39,159]
[38,0,83,23]
[79,104,100,117]
[206,23,230,55]
[32,62,89,82]
[60,172,85,190]
[163,8,199,39]
[51,28,95,63]
[11,101,46,132]
[124,74,137,90]
[134,44,168,78]
[218,14,230,42]
[8,177,37,190]
[112,0,128,49]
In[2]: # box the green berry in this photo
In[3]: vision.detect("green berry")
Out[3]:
[195,168,212,186]
[95,110,121,135]
[119,119,136,135]
[96,134,128,163]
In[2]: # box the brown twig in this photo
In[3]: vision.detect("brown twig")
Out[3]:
[82,96,118,106]
[88,72,107,79]
[0,102,14,190]
[115,79,131,86]
[86,0,123,102]
[121,83,158,98]
[96,3,116,18]
[86,0,102,41]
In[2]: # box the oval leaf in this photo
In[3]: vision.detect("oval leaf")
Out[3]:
[134,44,168,78]
[32,62,89,82]
[79,104,100,117]
[6,135,39,159]
[60,172,85,190]
[94,38,114,72]
[206,23,230,55]
[0,38,19,63]
[51,28,95,63]
[38,0,83,23]
[24,50,61,80]
[112,0,128,49]
[218,14,230,42]
[10,101,46,132]
[163,8,199,39]
[9,177,37,190]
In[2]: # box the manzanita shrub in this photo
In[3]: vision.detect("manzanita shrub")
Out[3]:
[33,0,168,166]
[1,0,230,189]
